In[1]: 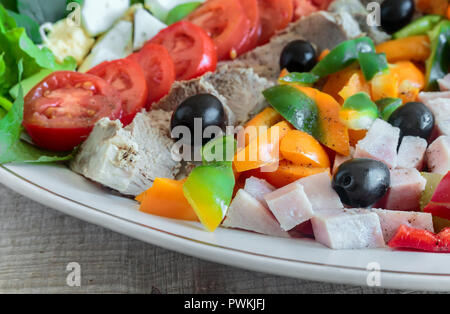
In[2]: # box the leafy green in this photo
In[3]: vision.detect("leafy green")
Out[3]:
[0,60,73,164]
[17,0,68,25]
[166,2,202,25]
[0,26,76,95]
[7,9,41,43]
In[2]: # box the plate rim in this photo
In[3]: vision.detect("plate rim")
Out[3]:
[1,164,449,292]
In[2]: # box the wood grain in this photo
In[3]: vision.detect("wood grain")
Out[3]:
[0,185,423,294]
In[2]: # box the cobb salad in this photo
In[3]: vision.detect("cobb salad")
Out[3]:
[1,0,450,253]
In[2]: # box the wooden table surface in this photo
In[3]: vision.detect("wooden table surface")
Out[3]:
[0,184,425,294]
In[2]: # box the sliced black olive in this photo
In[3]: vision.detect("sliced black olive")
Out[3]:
[280,40,317,73]
[333,158,391,208]
[388,102,435,141]
[171,94,226,146]
[381,0,415,34]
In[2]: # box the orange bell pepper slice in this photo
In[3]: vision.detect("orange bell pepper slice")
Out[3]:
[280,130,330,168]
[234,121,293,173]
[295,86,350,156]
[137,178,199,222]
[376,35,431,63]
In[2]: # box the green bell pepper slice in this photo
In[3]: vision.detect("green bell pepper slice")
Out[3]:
[425,20,450,91]
[311,37,375,78]
[263,84,318,136]
[278,72,319,87]
[340,92,379,130]
[183,164,235,232]
[393,15,443,39]
[376,98,403,121]
[358,52,389,81]
[201,135,236,166]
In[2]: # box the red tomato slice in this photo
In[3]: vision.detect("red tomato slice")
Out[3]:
[311,0,334,10]
[257,0,294,45]
[88,58,148,126]
[128,43,176,105]
[238,0,261,55]
[187,0,250,61]
[149,21,217,81]
[293,0,319,21]
[23,71,122,151]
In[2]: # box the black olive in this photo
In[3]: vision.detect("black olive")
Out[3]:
[381,0,415,34]
[280,40,317,73]
[333,159,391,208]
[388,102,435,141]
[171,94,226,146]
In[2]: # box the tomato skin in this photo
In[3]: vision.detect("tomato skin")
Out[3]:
[88,58,148,126]
[23,71,122,152]
[23,123,93,152]
[238,0,261,55]
[257,0,294,45]
[187,0,250,61]
[149,21,217,81]
[128,44,176,106]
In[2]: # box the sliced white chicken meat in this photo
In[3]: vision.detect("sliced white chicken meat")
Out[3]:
[397,136,427,170]
[71,111,181,196]
[382,168,426,211]
[265,183,314,231]
[244,177,276,207]
[222,189,289,238]
[311,210,385,250]
[426,136,450,175]
[354,119,400,169]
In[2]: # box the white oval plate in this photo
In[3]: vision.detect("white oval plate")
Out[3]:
[1,163,449,291]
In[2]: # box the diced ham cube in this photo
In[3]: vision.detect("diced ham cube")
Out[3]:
[244,177,275,207]
[293,171,344,212]
[383,168,426,211]
[419,91,450,107]
[265,183,314,231]
[426,136,450,175]
[370,208,434,242]
[333,147,355,174]
[426,98,450,137]
[397,136,427,170]
[222,189,289,238]
[311,210,385,250]
[438,74,450,91]
[354,119,400,169]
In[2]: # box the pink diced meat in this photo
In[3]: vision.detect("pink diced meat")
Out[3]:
[294,171,343,212]
[333,147,355,174]
[426,136,450,175]
[426,98,450,137]
[354,119,400,169]
[397,136,427,170]
[244,177,275,207]
[265,183,313,231]
[383,168,426,211]
[370,208,434,242]
[419,91,450,107]
[438,74,450,91]
[311,210,385,250]
[222,189,289,238]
